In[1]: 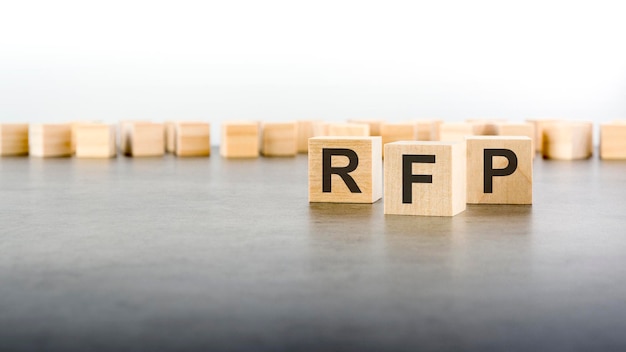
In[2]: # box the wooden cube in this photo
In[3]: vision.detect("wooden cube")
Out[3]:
[0,123,29,156]
[496,122,536,158]
[466,136,532,204]
[261,122,297,157]
[326,123,370,137]
[297,120,323,153]
[121,122,164,157]
[348,119,384,136]
[542,121,593,160]
[467,119,507,135]
[75,123,116,158]
[309,136,382,203]
[165,121,176,153]
[416,119,443,141]
[381,122,418,157]
[384,141,466,216]
[439,122,474,142]
[175,122,210,157]
[526,118,561,153]
[220,121,259,158]
[600,123,626,160]
[29,123,72,157]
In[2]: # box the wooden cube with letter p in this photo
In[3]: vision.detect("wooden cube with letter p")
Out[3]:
[308,136,382,203]
[466,136,532,204]
[384,141,466,216]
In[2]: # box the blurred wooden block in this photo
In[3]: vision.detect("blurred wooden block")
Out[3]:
[439,122,474,142]
[0,123,29,156]
[29,123,72,157]
[75,123,116,158]
[261,122,297,157]
[466,136,532,204]
[308,136,382,203]
[384,141,466,216]
[297,120,323,153]
[175,122,210,157]
[600,123,626,160]
[122,122,164,157]
[381,122,418,157]
[467,119,506,135]
[348,119,383,136]
[220,121,259,158]
[416,119,443,141]
[542,121,593,160]
[165,121,176,153]
[526,118,560,153]
[326,123,370,137]
[496,122,536,158]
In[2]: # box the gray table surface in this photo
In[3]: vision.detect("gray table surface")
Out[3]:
[1,148,626,351]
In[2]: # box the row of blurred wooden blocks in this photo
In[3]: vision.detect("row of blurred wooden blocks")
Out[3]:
[0,122,211,158]
[308,136,532,216]
[1,119,626,159]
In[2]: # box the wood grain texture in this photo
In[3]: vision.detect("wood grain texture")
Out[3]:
[466,119,507,136]
[29,123,72,158]
[220,121,259,158]
[439,122,474,142]
[308,136,382,203]
[384,141,466,216]
[0,123,29,156]
[416,119,443,141]
[126,122,164,157]
[600,123,626,160]
[526,118,561,153]
[326,123,370,137]
[542,121,593,160]
[381,122,418,157]
[466,136,532,204]
[496,122,536,158]
[165,121,176,153]
[297,120,323,153]
[174,122,210,157]
[347,119,384,136]
[261,122,297,157]
[75,123,116,158]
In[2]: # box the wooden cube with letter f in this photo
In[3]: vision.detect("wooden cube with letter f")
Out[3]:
[308,136,382,203]
[384,141,466,216]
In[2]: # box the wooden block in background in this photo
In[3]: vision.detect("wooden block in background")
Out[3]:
[526,118,561,153]
[175,122,210,157]
[297,120,323,153]
[496,122,536,158]
[600,123,626,160]
[439,122,474,142]
[347,120,383,136]
[326,123,370,137]
[416,119,443,141]
[165,121,176,153]
[75,123,116,158]
[467,119,507,136]
[261,122,297,157]
[29,123,72,157]
[542,121,593,160]
[381,122,418,157]
[384,141,466,216]
[220,121,259,158]
[0,123,29,156]
[466,136,532,204]
[308,136,382,203]
[122,122,164,157]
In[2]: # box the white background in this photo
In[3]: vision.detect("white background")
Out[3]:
[1,0,625,143]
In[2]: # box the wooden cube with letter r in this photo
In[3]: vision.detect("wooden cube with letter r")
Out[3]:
[308,136,382,203]
[384,141,466,216]
[466,136,532,204]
